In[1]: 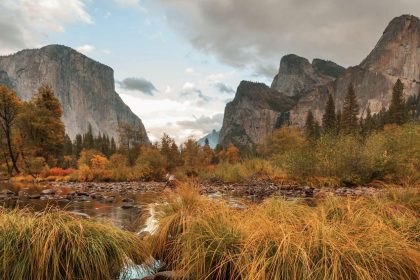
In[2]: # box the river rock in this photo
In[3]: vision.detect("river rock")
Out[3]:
[1,189,15,196]
[29,194,41,199]
[41,189,56,195]
[121,202,135,209]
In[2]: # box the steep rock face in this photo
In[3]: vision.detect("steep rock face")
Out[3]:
[336,14,419,113]
[291,14,420,124]
[0,45,148,141]
[271,54,343,97]
[219,81,295,149]
[220,15,419,149]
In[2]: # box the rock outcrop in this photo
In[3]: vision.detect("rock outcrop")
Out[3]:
[0,44,148,141]
[271,54,343,98]
[220,15,420,149]
[219,81,296,149]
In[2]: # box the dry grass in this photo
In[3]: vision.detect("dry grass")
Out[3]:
[0,208,150,280]
[151,184,420,280]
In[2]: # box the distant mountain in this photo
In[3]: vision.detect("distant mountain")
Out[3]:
[220,15,420,149]
[0,44,148,142]
[198,129,220,149]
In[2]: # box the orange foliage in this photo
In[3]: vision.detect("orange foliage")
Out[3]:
[46,167,75,177]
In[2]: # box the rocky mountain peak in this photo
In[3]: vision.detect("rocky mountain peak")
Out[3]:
[0,44,148,142]
[271,54,342,97]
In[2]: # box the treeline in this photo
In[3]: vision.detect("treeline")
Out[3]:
[304,79,420,139]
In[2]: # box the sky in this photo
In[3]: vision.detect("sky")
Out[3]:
[0,0,419,143]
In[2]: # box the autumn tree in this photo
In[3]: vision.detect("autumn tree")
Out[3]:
[322,94,336,133]
[181,138,203,176]
[118,123,147,166]
[341,83,360,133]
[17,84,65,166]
[388,79,407,125]
[0,85,21,174]
[159,133,180,171]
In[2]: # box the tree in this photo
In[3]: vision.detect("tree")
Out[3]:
[362,105,375,134]
[63,134,73,156]
[341,83,360,133]
[388,79,407,125]
[322,94,336,133]
[118,123,146,166]
[74,134,83,157]
[305,110,320,140]
[336,110,342,134]
[181,138,202,176]
[17,84,65,166]
[0,85,21,174]
[159,133,180,171]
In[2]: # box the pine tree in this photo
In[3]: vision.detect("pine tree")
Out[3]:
[388,79,406,125]
[336,110,342,134]
[322,94,336,133]
[363,105,374,133]
[63,134,73,156]
[305,110,318,140]
[74,134,83,157]
[341,83,359,133]
[84,124,94,149]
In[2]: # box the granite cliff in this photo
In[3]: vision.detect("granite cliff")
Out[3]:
[220,15,420,149]
[0,45,148,141]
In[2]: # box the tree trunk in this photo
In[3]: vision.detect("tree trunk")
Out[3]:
[5,127,19,174]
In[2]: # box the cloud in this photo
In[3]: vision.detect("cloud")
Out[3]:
[213,82,235,94]
[0,0,92,54]
[76,44,95,54]
[157,0,420,70]
[179,82,211,102]
[118,77,157,96]
[176,113,224,131]
[184,67,194,74]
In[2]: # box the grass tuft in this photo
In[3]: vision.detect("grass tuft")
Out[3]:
[151,183,420,280]
[0,208,150,280]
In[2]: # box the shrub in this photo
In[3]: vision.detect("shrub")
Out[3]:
[135,145,166,181]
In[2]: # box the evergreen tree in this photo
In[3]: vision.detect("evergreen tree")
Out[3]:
[74,134,83,157]
[110,137,117,155]
[341,83,360,133]
[83,124,94,149]
[363,105,374,133]
[336,110,342,134]
[305,110,319,140]
[388,79,406,125]
[63,134,73,156]
[322,94,336,133]
[204,138,210,147]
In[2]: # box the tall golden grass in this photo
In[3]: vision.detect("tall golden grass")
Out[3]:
[0,208,150,280]
[151,184,420,280]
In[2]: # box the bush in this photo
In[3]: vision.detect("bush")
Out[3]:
[277,123,420,185]
[135,145,166,181]
[0,208,150,280]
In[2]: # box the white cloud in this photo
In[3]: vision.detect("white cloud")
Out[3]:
[0,0,93,54]
[76,44,95,54]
